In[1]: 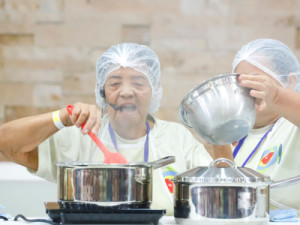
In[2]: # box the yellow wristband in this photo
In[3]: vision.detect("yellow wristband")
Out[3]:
[52,110,65,130]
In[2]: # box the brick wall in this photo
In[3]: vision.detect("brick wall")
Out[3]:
[1,0,300,126]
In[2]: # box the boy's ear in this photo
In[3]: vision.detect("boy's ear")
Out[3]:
[287,73,298,89]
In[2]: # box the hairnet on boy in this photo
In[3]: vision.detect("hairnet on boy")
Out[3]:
[95,43,163,113]
[232,38,300,92]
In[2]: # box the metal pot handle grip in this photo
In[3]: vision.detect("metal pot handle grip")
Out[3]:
[149,156,175,169]
[209,158,236,168]
[270,175,300,189]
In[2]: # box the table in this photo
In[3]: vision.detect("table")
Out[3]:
[1,216,300,225]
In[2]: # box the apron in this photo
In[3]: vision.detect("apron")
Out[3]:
[92,122,174,204]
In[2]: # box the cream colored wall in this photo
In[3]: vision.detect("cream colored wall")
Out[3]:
[0,0,300,124]
[0,0,300,217]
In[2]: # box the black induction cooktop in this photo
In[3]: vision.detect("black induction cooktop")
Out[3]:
[45,202,166,225]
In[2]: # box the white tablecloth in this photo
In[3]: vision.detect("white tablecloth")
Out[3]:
[1,216,300,225]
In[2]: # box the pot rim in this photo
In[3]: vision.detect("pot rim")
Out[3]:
[56,161,153,168]
[56,156,175,169]
[172,178,272,187]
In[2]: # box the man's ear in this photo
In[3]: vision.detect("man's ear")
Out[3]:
[287,72,298,89]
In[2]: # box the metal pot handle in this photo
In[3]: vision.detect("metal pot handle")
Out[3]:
[209,158,236,168]
[148,156,175,169]
[270,175,300,189]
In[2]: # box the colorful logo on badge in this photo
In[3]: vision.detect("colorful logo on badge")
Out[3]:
[163,166,178,195]
[257,144,282,173]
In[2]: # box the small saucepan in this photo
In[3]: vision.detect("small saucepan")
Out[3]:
[56,156,175,209]
[173,158,300,225]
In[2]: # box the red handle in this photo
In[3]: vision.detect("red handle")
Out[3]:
[66,104,87,129]
[66,104,74,115]
[66,104,109,155]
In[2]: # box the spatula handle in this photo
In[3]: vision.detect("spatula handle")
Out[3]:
[66,104,110,156]
[66,105,87,129]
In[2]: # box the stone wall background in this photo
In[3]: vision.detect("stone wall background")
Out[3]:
[1,0,300,125]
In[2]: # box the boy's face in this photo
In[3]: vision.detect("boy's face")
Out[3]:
[234,61,281,128]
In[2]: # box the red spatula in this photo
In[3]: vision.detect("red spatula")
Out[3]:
[66,105,128,164]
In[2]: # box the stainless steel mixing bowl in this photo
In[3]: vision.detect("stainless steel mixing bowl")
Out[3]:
[179,73,256,145]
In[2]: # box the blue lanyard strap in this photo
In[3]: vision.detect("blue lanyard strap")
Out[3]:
[108,123,118,151]
[108,122,150,162]
[233,126,273,167]
[233,136,246,158]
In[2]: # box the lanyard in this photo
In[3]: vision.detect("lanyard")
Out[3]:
[233,126,273,167]
[108,122,150,162]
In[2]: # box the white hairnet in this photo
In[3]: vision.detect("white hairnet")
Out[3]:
[232,38,300,92]
[95,43,162,113]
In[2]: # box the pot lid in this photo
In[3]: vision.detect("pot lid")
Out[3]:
[174,158,271,185]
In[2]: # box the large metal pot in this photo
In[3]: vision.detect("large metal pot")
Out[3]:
[173,158,300,225]
[56,156,175,209]
[179,73,256,145]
